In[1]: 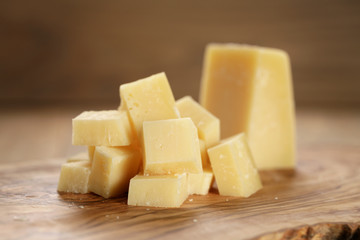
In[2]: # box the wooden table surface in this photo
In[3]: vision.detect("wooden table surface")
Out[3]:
[0,106,359,240]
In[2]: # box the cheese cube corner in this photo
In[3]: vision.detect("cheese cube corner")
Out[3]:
[72,110,134,147]
[188,168,214,195]
[57,161,91,194]
[88,146,141,198]
[207,133,262,197]
[142,118,202,175]
[176,96,220,148]
[128,173,188,208]
[120,72,179,139]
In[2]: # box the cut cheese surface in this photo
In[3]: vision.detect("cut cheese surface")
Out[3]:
[176,96,220,148]
[72,110,134,147]
[142,118,202,175]
[127,173,188,208]
[88,146,141,198]
[188,168,214,195]
[120,72,179,139]
[57,161,91,194]
[207,133,262,197]
[200,44,295,170]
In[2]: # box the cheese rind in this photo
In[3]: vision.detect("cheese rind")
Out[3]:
[142,118,203,175]
[57,161,91,194]
[88,146,141,198]
[200,44,295,170]
[72,110,133,147]
[127,173,188,208]
[188,168,214,195]
[120,72,179,139]
[176,96,220,148]
[207,133,262,197]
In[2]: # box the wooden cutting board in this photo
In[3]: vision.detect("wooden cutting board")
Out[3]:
[0,145,359,240]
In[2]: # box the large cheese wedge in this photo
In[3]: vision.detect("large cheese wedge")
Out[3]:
[88,146,141,198]
[120,72,179,139]
[176,96,220,149]
[142,118,202,175]
[128,173,188,208]
[200,44,296,170]
[72,110,133,147]
[207,133,262,197]
[57,161,91,194]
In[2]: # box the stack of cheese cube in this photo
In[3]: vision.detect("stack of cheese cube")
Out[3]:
[58,72,263,207]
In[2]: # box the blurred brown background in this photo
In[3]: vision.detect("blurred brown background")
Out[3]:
[1,0,360,108]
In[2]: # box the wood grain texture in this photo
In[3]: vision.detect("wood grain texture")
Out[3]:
[0,1,360,106]
[0,108,360,239]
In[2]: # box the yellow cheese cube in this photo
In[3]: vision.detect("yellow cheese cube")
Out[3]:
[176,96,220,148]
[200,44,296,170]
[128,173,188,208]
[119,72,179,139]
[57,161,91,194]
[66,152,89,163]
[199,139,210,168]
[188,168,214,195]
[142,118,202,175]
[72,110,134,147]
[207,133,262,197]
[88,146,141,198]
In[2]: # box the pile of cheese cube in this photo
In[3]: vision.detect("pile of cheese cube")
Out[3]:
[57,72,262,207]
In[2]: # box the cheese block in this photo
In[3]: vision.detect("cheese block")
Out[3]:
[57,161,91,194]
[188,168,214,195]
[88,146,141,198]
[207,133,262,197]
[66,152,89,163]
[127,173,188,208]
[120,72,179,139]
[72,110,133,147]
[142,118,202,175]
[200,44,296,170]
[176,96,220,148]
[199,139,210,168]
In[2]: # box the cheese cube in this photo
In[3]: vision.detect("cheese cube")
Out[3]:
[128,173,188,208]
[119,72,179,139]
[199,139,210,168]
[200,44,295,170]
[72,110,133,147]
[176,96,220,148]
[66,152,89,163]
[88,146,141,198]
[207,133,262,197]
[188,168,214,195]
[57,161,91,194]
[142,118,202,175]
